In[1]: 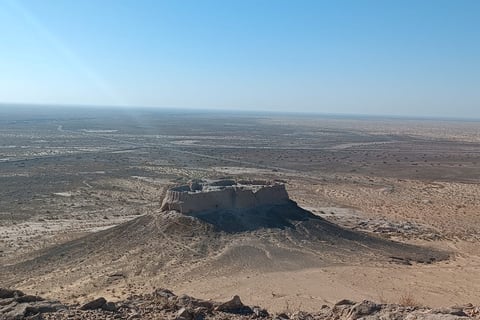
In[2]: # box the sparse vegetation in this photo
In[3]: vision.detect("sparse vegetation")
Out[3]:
[398,292,420,307]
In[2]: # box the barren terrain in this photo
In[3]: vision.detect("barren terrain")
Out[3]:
[1,106,480,313]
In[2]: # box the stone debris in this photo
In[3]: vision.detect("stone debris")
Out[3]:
[0,288,65,320]
[329,214,443,241]
[79,297,107,310]
[176,307,195,320]
[1,288,479,319]
[215,295,252,314]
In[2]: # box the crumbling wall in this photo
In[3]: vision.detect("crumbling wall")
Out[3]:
[161,183,290,214]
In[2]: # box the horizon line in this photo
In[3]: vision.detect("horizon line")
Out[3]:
[1,101,479,122]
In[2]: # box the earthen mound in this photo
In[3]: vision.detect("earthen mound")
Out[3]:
[0,179,449,299]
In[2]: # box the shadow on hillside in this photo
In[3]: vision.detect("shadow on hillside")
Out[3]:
[184,200,323,233]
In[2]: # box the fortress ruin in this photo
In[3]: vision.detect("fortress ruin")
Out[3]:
[161,179,290,214]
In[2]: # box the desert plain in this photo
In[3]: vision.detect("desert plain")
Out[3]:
[1,106,480,314]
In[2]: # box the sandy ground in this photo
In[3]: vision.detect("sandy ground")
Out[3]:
[173,253,480,312]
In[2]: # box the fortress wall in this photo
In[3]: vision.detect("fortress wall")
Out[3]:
[209,180,236,187]
[161,183,290,214]
[253,184,290,206]
[232,188,257,208]
[161,188,235,213]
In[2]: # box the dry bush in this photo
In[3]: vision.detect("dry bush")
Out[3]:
[398,292,420,307]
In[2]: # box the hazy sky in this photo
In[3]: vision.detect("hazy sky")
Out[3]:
[0,0,479,118]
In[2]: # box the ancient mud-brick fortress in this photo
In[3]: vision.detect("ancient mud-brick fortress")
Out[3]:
[161,179,290,214]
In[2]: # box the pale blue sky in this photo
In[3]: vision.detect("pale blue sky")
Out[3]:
[0,0,479,117]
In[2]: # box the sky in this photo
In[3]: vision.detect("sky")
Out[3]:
[0,0,479,118]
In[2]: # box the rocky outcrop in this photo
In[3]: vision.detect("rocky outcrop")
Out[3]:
[161,180,290,214]
[0,288,65,320]
[2,287,480,320]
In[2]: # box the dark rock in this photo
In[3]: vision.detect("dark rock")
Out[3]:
[177,295,193,306]
[432,308,468,316]
[275,312,290,320]
[253,306,269,317]
[25,302,64,315]
[193,300,213,311]
[80,297,107,310]
[153,288,176,299]
[2,303,28,319]
[176,307,194,320]
[177,294,214,311]
[215,295,252,314]
[102,301,117,312]
[193,313,205,320]
[334,299,356,306]
[16,295,44,303]
[0,288,24,299]
[25,314,43,320]
[108,272,126,278]
[448,309,468,316]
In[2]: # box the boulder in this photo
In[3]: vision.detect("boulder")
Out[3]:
[102,301,117,312]
[0,301,64,319]
[80,297,107,310]
[0,289,24,299]
[25,302,64,315]
[215,295,252,314]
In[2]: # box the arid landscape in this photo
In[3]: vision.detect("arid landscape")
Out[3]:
[1,106,480,319]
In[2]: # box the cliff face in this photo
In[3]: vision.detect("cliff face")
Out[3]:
[160,181,290,214]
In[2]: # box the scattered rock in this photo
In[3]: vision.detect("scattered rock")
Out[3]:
[1,287,479,320]
[215,295,252,314]
[154,288,175,299]
[275,312,290,320]
[177,294,214,311]
[347,300,380,319]
[102,301,117,312]
[334,299,356,306]
[80,297,107,310]
[0,289,24,299]
[253,306,269,318]
[432,308,468,317]
[176,307,194,320]
[15,295,44,303]
[25,302,64,315]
